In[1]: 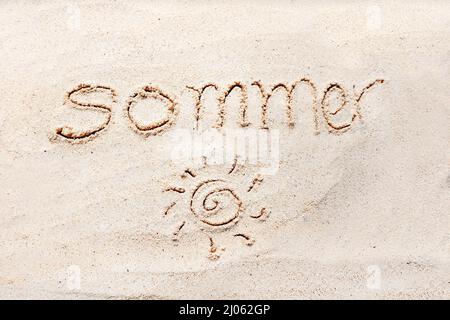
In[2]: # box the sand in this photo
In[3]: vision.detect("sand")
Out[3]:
[0,0,449,299]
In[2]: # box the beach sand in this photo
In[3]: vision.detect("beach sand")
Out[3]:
[0,0,449,299]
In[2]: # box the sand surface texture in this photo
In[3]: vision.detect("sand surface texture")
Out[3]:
[0,0,449,299]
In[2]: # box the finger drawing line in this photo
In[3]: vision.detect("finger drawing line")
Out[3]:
[187,82,249,129]
[321,79,385,134]
[234,233,255,246]
[218,82,249,128]
[190,179,243,227]
[250,207,269,220]
[186,83,218,130]
[164,202,176,216]
[185,78,384,134]
[207,235,221,261]
[252,78,318,131]
[247,175,264,192]
[53,78,385,143]
[54,84,117,142]
[125,85,178,136]
[228,157,238,175]
[164,187,186,193]
[183,168,197,178]
[172,221,186,239]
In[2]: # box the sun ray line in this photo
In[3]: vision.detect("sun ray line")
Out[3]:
[173,221,186,238]
[234,233,255,246]
[164,202,177,216]
[164,187,186,193]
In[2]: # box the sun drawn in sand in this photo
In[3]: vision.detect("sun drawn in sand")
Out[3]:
[162,158,269,260]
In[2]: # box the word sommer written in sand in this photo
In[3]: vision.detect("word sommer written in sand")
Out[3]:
[52,77,384,143]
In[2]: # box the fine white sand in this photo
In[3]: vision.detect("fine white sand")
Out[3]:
[0,0,449,299]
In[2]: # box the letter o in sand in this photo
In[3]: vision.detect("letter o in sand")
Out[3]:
[126,85,177,135]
